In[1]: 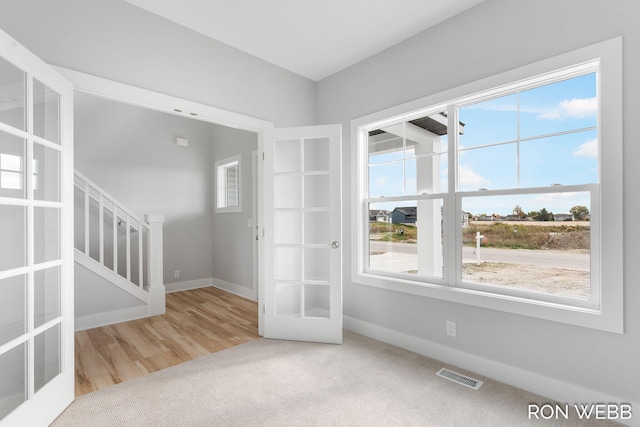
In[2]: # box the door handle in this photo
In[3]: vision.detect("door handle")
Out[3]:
[332,241,340,249]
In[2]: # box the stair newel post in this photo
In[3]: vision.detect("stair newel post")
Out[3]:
[145,214,166,316]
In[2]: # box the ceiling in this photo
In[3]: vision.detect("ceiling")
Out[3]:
[124,0,485,82]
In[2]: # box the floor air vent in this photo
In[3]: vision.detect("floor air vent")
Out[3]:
[436,368,483,390]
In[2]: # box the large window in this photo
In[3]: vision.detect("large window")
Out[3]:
[352,39,623,332]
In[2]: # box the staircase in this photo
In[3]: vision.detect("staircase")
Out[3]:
[73,170,165,330]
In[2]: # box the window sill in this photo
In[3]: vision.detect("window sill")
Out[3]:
[215,206,242,214]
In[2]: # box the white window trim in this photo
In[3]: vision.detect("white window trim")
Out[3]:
[215,154,242,214]
[351,37,623,333]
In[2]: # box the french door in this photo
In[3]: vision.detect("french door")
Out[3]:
[0,29,74,426]
[259,125,343,344]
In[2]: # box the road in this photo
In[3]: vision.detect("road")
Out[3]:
[369,241,589,271]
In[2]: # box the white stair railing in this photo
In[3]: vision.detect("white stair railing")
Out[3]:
[74,170,165,314]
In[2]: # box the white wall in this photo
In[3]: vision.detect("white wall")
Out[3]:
[317,0,640,406]
[210,125,258,298]
[74,92,215,285]
[0,0,316,128]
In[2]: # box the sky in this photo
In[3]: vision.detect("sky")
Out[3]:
[369,73,597,217]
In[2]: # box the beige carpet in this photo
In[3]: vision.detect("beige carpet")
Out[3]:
[52,331,617,426]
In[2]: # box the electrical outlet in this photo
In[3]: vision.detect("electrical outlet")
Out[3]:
[174,270,180,279]
[446,320,457,337]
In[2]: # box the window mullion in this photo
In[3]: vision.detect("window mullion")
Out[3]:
[402,121,407,197]
[447,105,458,285]
[517,91,521,188]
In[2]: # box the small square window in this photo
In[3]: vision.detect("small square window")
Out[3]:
[215,155,241,213]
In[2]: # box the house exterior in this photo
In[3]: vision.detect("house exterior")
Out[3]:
[369,209,391,223]
[390,207,417,224]
[554,213,574,222]
[0,1,638,424]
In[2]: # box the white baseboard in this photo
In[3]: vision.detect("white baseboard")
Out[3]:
[165,278,214,293]
[75,305,149,331]
[344,316,638,427]
[165,277,256,301]
[211,277,256,301]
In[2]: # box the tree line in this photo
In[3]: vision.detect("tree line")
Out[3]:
[472,205,589,221]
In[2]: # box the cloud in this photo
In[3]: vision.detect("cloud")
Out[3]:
[538,97,597,120]
[573,138,598,158]
[374,177,386,186]
[463,96,597,122]
[532,192,578,204]
[459,164,489,189]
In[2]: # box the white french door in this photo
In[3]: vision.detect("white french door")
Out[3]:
[0,28,74,426]
[259,125,343,344]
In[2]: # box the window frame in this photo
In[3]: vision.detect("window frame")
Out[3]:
[215,154,242,213]
[351,38,623,333]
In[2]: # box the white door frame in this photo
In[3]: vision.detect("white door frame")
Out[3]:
[252,149,259,301]
[57,66,272,303]
[53,66,273,133]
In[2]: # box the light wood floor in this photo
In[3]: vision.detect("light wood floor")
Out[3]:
[74,287,259,397]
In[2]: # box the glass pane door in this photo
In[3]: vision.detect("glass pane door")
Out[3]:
[261,125,342,344]
[0,27,73,426]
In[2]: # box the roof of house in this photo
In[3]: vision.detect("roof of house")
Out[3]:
[392,207,417,216]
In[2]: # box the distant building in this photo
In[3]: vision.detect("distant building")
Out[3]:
[389,207,469,227]
[554,213,573,222]
[369,209,391,223]
[391,207,417,224]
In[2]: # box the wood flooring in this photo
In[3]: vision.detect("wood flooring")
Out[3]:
[74,286,259,397]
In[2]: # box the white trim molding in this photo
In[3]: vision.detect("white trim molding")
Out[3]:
[165,278,215,294]
[52,66,273,133]
[212,278,257,301]
[75,305,149,332]
[165,277,256,302]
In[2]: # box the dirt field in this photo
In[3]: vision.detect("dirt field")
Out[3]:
[462,262,590,299]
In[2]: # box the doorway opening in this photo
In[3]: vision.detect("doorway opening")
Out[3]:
[68,68,268,393]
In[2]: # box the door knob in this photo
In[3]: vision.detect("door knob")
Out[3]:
[332,241,340,249]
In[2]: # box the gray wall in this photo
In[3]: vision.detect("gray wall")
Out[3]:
[0,0,316,128]
[74,92,215,285]
[210,125,257,294]
[75,263,146,320]
[316,0,639,405]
